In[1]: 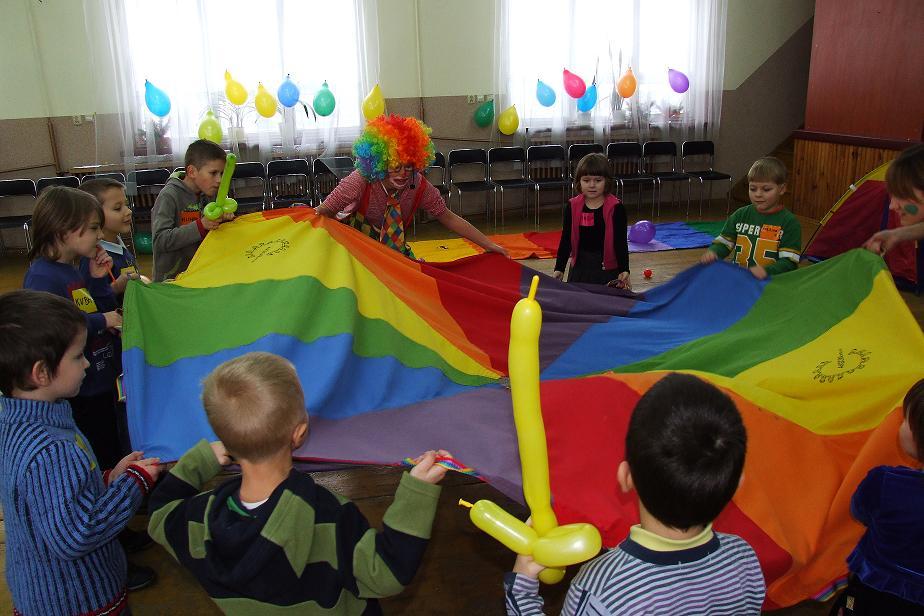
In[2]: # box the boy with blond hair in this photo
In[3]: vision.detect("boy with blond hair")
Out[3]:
[148,351,449,614]
[701,157,802,279]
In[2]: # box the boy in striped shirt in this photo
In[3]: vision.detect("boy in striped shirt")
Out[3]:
[505,373,766,615]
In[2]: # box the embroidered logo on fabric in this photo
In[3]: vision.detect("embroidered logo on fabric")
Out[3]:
[812,348,870,383]
[245,239,290,262]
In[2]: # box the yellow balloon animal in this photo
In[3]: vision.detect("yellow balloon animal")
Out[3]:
[225,70,248,106]
[460,276,602,584]
[362,84,385,121]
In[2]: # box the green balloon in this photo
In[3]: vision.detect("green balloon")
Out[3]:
[313,81,336,117]
[474,99,494,127]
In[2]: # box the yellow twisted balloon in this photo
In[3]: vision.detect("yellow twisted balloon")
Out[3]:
[461,275,601,583]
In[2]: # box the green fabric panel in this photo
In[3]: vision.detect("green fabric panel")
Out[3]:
[214,591,367,615]
[188,520,208,559]
[169,439,222,488]
[352,529,404,598]
[259,489,320,576]
[618,250,883,376]
[687,221,725,237]
[147,499,180,561]
[381,473,440,540]
[122,276,493,387]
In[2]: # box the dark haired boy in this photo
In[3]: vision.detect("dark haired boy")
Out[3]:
[151,139,233,281]
[0,289,160,615]
[504,373,766,615]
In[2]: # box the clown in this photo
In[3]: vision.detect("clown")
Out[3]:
[315,114,507,258]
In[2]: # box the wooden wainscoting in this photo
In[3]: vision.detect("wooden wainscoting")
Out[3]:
[791,134,905,221]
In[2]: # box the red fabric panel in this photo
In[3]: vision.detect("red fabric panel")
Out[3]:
[525,231,563,255]
[421,254,524,372]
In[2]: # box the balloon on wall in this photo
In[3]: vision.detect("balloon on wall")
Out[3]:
[668,68,690,93]
[576,83,597,112]
[628,220,656,244]
[362,84,385,120]
[144,80,171,117]
[497,104,519,135]
[254,83,278,118]
[473,99,494,127]
[616,67,637,98]
[562,69,586,99]
[536,80,556,107]
[224,70,248,105]
[313,81,336,116]
[197,110,222,143]
[277,75,301,108]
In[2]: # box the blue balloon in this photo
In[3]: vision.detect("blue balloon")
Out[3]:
[536,79,556,107]
[576,83,597,112]
[277,76,301,108]
[144,80,171,117]
[628,220,656,244]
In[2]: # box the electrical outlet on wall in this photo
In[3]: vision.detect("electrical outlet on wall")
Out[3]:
[72,115,84,126]
[467,95,476,104]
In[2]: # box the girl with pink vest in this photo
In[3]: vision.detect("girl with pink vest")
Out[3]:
[553,153,630,288]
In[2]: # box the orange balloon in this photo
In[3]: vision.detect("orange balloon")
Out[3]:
[617,67,637,99]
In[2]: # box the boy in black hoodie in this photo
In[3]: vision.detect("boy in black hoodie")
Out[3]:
[147,352,448,614]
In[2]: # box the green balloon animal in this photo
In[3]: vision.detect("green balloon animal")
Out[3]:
[203,153,239,220]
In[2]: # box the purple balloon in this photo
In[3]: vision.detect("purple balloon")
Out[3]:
[628,220,656,244]
[668,68,690,94]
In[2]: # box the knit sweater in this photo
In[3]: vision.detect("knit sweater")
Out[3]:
[151,173,208,281]
[0,397,154,615]
[148,439,442,614]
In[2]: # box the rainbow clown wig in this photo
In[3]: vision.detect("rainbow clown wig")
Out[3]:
[352,114,436,182]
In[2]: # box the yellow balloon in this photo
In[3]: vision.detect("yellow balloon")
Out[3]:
[617,67,638,99]
[225,70,247,106]
[460,499,538,555]
[532,523,603,568]
[362,84,385,120]
[255,82,277,118]
[497,104,519,135]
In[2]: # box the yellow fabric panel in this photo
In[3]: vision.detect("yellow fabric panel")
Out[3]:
[408,238,481,263]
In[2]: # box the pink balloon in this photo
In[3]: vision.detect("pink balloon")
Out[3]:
[668,68,690,94]
[562,69,586,99]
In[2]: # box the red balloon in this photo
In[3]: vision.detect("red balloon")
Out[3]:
[643,269,653,279]
[562,69,586,99]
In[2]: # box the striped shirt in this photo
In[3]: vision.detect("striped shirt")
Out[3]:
[505,530,765,615]
[321,170,447,228]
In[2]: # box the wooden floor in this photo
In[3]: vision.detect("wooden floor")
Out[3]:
[0,199,921,614]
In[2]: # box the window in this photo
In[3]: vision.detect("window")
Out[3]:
[497,0,725,137]
[112,0,374,158]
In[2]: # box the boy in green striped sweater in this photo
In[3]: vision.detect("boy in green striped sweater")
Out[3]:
[148,352,449,614]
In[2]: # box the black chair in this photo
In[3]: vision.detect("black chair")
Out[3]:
[607,142,656,217]
[312,156,354,203]
[0,179,36,254]
[567,143,605,182]
[230,162,267,214]
[488,146,535,228]
[681,140,733,216]
[447,148,495,224]
[80,172,126,184]
[267,159,312,208]
[642,141,692,219]
[128,168,171,229]
[36,176,79,194]
[423,151,449,197]
[526,145,569,229]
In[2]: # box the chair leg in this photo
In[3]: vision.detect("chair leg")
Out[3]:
[685,179,692,221]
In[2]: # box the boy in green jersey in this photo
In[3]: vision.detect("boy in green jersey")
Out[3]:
[701,157,801,279]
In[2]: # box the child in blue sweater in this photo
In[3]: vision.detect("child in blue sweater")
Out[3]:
[24,186,123,469]
[0,289,160,615]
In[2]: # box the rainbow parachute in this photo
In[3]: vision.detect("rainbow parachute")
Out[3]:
[123,208,923,609]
